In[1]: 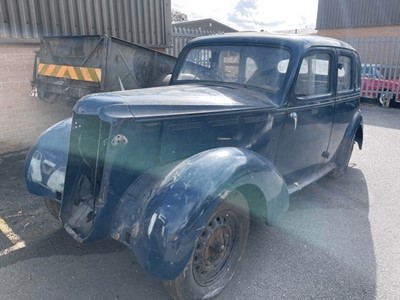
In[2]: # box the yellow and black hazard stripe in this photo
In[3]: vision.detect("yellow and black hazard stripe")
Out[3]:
[37,63,102,83]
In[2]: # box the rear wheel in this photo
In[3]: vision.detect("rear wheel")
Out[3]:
[331,134,355,178]
[164,190,250,300]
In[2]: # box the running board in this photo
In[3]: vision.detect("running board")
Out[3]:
[287,162,336,195]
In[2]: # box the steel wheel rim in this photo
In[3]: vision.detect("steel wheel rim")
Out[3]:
[192,210,239,286]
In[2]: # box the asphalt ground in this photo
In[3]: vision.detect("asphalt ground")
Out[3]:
[0,104,399,300]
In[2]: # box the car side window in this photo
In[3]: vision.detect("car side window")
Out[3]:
[337,55,352,93]
[295,53,331,98]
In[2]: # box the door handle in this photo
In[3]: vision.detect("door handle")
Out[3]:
[289,112,297,131]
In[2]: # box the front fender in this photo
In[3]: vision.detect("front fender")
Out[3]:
[111,147,288,280]
[24,118,71,200]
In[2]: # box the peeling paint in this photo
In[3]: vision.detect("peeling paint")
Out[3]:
[148,213,158,237]
[219,189,230,200]
[42,159,56,171]
[110,231,120,240]
[29,153,42,183]
[131,221,140,238]
[46,168,66,193]
[111,134,128,146]
[161,225,165,237]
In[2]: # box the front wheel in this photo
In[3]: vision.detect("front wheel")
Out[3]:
[164,190,250,300]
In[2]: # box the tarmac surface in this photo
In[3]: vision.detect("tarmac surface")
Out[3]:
[0,104,399,299]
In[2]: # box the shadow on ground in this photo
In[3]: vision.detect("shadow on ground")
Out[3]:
[225,166,376,299]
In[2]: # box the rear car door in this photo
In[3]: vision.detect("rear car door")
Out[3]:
[327,49,360,157]
[275,49,336,186]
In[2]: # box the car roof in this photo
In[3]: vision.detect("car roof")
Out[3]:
[187,32,355,51]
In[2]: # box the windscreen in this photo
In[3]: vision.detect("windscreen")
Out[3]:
[175,45,290,92]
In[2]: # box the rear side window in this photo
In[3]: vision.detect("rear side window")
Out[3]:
[295,53,331,98]
[337,56,352,92]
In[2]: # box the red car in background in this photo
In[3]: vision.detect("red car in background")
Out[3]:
[361,64,400,107]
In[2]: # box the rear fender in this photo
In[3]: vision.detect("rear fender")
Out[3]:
[332,109,363,170]
[344,109,363,150]
[24,118,71,201]
[111,147,289,280]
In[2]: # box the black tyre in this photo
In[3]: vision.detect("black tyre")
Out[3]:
[164,190,250,300]
[331,134,355,178]
[377,92,399,108]
[44,198,61,220]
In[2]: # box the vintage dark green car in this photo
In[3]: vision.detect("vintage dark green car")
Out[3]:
[25,33,363,299]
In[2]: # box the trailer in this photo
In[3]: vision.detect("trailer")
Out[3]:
[32,35,177,102]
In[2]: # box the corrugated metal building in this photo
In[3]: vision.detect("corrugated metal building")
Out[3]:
[172,18,237,33]
[315,0,400,59]
[316,0,400,29]
[316,0,400,105]
[167,18,237,57]
[0,0,172,48]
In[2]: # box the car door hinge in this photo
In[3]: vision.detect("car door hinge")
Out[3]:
[322,151,330,159]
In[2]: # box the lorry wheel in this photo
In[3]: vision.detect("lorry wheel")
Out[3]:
[164,190,250,300]
[377,91,395,108]
[44,198,60,220]
[331,133,355,178]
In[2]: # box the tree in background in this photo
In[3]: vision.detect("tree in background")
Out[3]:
[172,8,188,23]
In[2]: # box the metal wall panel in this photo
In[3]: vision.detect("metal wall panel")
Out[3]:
[0,0,172,48]
[317,0,400,29]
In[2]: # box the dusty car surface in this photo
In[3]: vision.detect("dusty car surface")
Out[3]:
[25,33,363,300]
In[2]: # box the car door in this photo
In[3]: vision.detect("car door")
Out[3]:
[327,49,360,157]
[275,49,336,186]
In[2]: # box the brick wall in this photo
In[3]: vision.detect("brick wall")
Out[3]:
[0,42,73,154]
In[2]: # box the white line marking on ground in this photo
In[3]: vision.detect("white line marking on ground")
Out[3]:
[0,217,26,256]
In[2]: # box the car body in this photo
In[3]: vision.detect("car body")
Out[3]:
[25,33,363,299]
[361,63,400,107]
